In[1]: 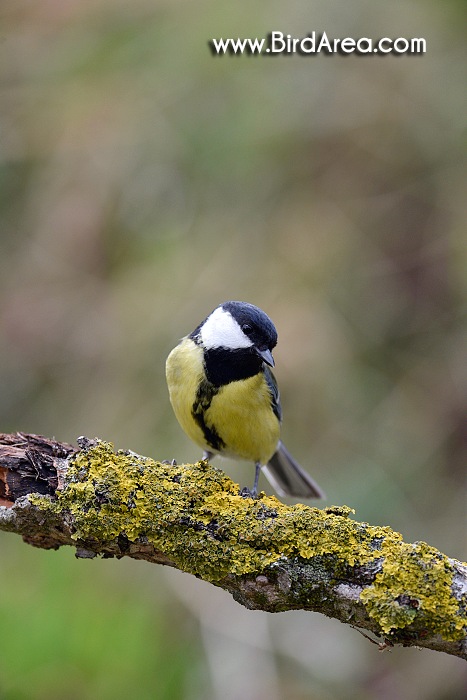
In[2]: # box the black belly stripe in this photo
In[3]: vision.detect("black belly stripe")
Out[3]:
[192,379,226,452]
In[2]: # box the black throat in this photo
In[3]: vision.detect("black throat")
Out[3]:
[203,347,263,387]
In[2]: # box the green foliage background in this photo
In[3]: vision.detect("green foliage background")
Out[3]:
[0,1,466,698]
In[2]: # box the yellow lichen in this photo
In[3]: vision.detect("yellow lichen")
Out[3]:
[29,440,467,641]
[360,540,466,640]
[29,440,382,577]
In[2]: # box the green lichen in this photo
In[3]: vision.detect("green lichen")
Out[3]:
[29,440,467,642]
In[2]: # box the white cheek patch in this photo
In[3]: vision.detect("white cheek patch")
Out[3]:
[201,307,253,350]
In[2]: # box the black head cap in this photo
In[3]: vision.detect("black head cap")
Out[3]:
[221,301,278,351]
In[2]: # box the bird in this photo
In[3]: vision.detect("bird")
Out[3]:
[165,301,325,499]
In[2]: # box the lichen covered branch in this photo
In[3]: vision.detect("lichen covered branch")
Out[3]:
[0,432,466,660]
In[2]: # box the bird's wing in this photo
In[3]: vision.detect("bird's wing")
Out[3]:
[263,365,282,422]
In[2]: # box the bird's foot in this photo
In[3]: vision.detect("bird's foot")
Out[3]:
[239,462,262,498]
[239,486,258,499]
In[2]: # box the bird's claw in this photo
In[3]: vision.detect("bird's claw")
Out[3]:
[239,486,258,499]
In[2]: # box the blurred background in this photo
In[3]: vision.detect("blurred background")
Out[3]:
[1,0,466,697]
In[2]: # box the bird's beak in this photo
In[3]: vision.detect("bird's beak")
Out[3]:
[256,347,275,367]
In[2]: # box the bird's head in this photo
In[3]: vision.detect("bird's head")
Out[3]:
[194,301,277,367]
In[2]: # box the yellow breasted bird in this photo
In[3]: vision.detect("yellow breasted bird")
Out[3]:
[166,301,325,498]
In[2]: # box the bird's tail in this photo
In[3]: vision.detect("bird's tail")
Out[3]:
[262,441,325,499]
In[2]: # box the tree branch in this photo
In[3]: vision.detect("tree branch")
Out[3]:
[1,432,466,660]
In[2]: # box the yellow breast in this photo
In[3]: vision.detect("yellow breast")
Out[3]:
[207,375,280,464]
[166,337,207,450]
[166,338,280,464]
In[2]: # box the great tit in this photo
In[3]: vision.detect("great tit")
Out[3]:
[166,301,324,499]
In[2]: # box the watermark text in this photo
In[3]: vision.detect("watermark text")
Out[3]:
[209,31,426,57]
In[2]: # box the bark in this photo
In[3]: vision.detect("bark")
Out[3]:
[0,432,466,660]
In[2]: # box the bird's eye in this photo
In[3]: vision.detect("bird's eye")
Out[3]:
[242,324,253,335]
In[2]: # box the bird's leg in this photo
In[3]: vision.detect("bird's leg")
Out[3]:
[202,450,214,462]
[252,462,261,498]
[240,462,262,498]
